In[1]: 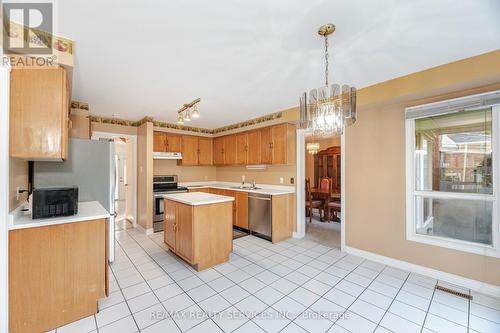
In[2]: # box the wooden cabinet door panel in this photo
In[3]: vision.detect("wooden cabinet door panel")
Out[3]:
[247,131,261,165]
[198,137,213,165]
[175,203,193,262]
[260,127,272,164]
[213,137,225,165]
[10,67,68,160]
[164,200,176,250]
[271,124,287,164]
[224,136,237,165]
[181,135,199,165]
[223,190,237,226]
[166,134,181,152]
[153,132,167,152]
[235,133,248,165]
[236,192,248,229]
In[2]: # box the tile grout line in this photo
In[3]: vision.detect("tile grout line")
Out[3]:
[120,230,228,333]
[134,231,346,333]
[114,239,184,332]
[418,279,438,333]
[372,273,411,333]
[106,253,142,332]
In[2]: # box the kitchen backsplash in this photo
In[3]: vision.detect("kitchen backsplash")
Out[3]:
[216,165,296,186]
[153,159,216,182]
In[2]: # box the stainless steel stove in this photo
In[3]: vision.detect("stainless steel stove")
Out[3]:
[153,175,187,232]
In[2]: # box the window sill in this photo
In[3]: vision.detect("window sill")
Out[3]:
[406,233,500,258]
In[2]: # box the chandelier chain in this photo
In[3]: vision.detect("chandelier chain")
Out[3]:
[324,35,329,86]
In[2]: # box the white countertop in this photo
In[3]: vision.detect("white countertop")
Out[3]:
[9,201,111,230]
[163,192,235,206]
[179,181,295,196]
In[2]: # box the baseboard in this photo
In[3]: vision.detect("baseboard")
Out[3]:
[344,246,500,298]
[136,224,154,235]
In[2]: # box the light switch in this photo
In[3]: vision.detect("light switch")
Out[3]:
[279,177,284,184]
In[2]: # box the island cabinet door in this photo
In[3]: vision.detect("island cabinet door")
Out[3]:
[164,200,176,250]
[175,203,194,263]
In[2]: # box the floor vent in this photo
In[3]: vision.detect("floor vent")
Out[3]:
[435,285,473,300]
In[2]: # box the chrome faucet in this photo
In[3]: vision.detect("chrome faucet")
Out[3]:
[251,180,256,189]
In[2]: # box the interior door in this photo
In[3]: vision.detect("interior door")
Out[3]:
[114,140,128,221]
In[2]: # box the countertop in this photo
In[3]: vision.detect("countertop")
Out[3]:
[9,201,111,230]
[179,181,295,196]
[163,192,235,206]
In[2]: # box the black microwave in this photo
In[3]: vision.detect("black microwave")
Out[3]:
[32,186,79,219]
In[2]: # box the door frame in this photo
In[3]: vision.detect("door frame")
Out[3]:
[295,129,346,250]
[0,64,10,333]
[91,131,138,227]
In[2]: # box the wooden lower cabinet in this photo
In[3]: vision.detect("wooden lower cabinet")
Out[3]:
[164,200,233,271]
[9,219,108,333]
[187,187,211,193]
[271,194,295,243]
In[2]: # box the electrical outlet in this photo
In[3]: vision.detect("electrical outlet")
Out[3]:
[279,177,284,184]
[290,178,295,184]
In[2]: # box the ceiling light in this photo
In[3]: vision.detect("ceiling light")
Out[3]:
[177,98,201,123]
[306,142,320,154]
[191,105,200,118]
[300,24,357,137]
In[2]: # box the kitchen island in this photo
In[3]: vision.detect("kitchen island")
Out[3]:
[163,192,234,271]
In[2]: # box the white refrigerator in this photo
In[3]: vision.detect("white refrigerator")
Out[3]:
[33,138,117,262]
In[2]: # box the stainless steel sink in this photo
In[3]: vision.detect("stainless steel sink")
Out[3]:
[229,186,262,190]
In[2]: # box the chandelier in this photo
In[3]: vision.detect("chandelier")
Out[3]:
[177,98,201,125]
[300,24,356,137]
[306,142,320,154]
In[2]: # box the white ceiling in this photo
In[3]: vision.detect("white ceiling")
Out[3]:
[57,0,500,128]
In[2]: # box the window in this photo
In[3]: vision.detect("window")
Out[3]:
[406,91,500,257]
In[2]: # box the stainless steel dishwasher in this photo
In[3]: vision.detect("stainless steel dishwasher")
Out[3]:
[248,193,272,241]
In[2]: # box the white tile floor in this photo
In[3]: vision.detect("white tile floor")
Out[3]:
[53,228,500,333]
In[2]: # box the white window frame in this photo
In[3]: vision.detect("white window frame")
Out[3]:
[405,91,500,258]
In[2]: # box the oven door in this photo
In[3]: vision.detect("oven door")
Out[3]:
[153,194,165,222]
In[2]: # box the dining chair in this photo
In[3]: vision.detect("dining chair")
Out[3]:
[318,177,333,220]
[326,201,341,222]
[305,178,323,223]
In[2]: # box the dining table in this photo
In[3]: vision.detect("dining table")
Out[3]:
[310,188,341,221]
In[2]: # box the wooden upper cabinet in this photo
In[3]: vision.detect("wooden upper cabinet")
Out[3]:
[153,132,167,152]
[224,136,237,165]
[213,137,225,165]
[260,126,273,164]
[271,124,287,164]
[154,132,181,153]
[247,130,261,165]
[166,134,181,152]
[198,137,213,166]
[235,133,248,165]
[10,67,69,160]
[180,135,199,165]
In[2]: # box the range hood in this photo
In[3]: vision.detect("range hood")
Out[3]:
[153,152,182,160]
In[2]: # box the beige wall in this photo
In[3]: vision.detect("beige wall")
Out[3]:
[305,137,340,187]
[137,122,153,230]
[346,50,500,286]
[9,158,28,211]
[153,160,216,182]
